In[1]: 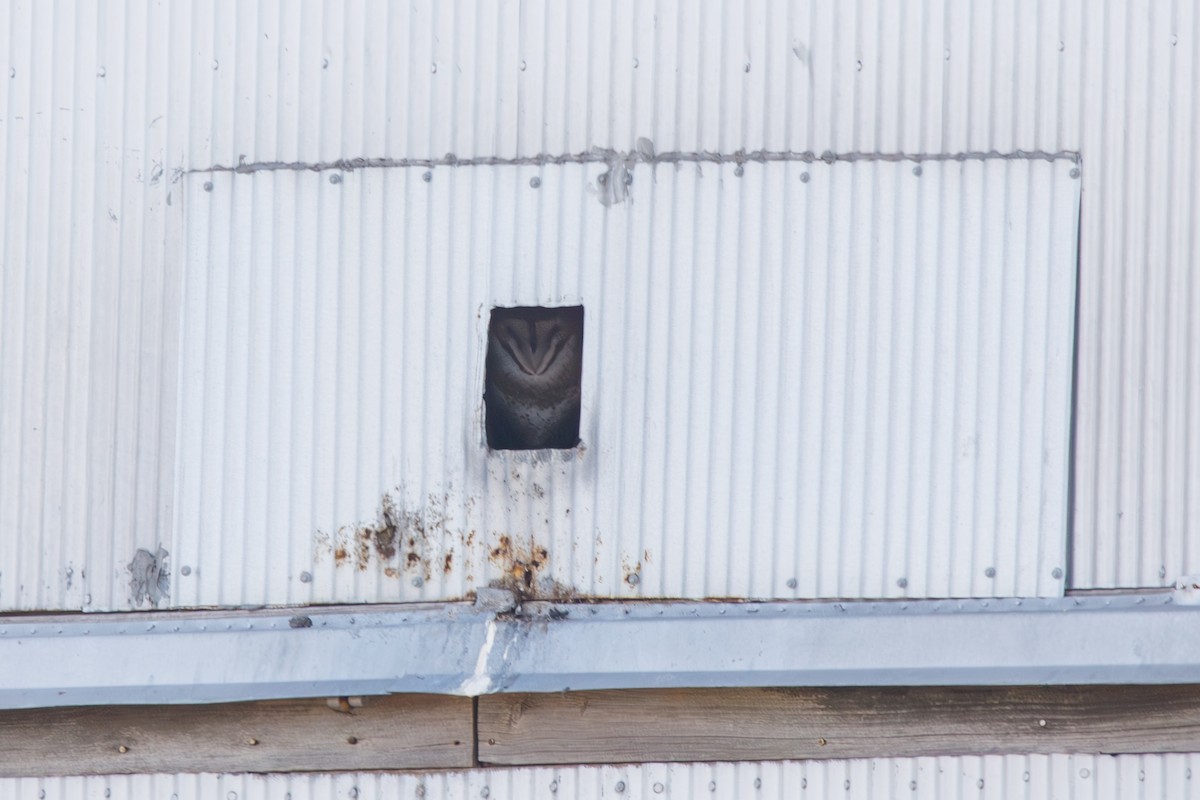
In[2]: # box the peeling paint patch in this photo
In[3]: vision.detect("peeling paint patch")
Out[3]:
[128,546,170,607]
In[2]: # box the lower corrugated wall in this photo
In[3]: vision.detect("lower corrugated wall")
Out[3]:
[6,755,1199,799]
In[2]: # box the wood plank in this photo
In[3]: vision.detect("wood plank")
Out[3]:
[0,694,472,777]
[478,685,1200,765]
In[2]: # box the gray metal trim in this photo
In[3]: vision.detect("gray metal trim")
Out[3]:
[1,593,1197,709]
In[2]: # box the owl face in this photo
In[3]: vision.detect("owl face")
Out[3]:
[494,317,577,378]
[484,305,585,450]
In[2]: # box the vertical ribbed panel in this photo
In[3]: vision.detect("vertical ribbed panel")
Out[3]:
[7,755,1200,798]
[0,1,181,612]
[1,0,1194,609]
[173,157,1078,606]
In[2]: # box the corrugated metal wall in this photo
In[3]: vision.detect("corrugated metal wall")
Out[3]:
[0,0,1194,610]
[7,755,1200,799]
[173,157,1078,606]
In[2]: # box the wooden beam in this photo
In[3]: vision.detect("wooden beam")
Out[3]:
[0,694,472,777]
[478,685,1200,765]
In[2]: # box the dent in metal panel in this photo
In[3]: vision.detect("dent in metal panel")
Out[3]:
[173,156,1079,605]
[7,755,1200,798]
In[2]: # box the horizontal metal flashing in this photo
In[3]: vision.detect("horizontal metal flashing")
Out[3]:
[0,593,1197,709]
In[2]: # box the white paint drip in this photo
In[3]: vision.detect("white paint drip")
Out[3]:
[457,618,497,695]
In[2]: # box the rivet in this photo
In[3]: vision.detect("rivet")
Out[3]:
[530,176,541,188]
[1171,34,1179,46]
[615,781,626,793]
[520,60,527,71]
[118,745,129,754]
[1051,567,1063,579]
[480,788,490,798]
[412,576,424,587]
[754,777,762,789]
[1139,771,1145,781]
[624,171,633,186]
[549,780,558,792]
[246,737,259,745]
[431,63,437,74]
[1159,565,1167,578]
[708,781,717,792]
[422,171,432,183]
[799,172,810,183]
[212,60,219,70]
[8,67,14,78]
[734,165,744,177]
[910,780,917,790]
[633,58,640,68]
[653,783,665,794]
[744,62,751,73]
[598,173,608,186]
[1080,768,1090,778]
[912,165,923,177]
[944,49,951,61]
[349,790,358,799]
[329,173,342,184]
[817,738,827,746]
[488,738,496,745]
[416,786,426,797]
[1070,167,1081,179]
[802,778,807,789]
[322,57,329,69]
[347,736,358,745]
[97,66,106,77]
[856,59,863,71]
[984,566,996,578]
[227,793,238,800]
[203,181,213,192]
[896,577,908,588]
[627,573,640,586]
[181,565,191,576]
[844,780,851,790]
[1038,719,1047,727]
[977,779,984,789]
[1058,41,1065,52]
[299,571,312,583]
[1022,772,1030,782]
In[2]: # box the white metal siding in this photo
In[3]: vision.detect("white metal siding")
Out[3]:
[0,0,183,611]
[173,157,1078,607]
[7,755,1200,799]
[0,0,1192,610]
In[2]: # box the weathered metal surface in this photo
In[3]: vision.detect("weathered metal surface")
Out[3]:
[172,156,1078,606]
[0,0,1193,610]
[4,755,1200,797]
[1,593,1198,709]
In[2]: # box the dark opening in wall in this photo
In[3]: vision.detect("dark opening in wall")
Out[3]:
[485,306,584,450]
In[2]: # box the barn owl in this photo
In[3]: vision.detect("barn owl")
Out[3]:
[485,306,584,450]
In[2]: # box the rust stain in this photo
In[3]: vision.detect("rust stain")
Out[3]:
[487,534,573,599]
[443,552,454,574]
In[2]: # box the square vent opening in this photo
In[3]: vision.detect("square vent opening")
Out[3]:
[484,305,584,450]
